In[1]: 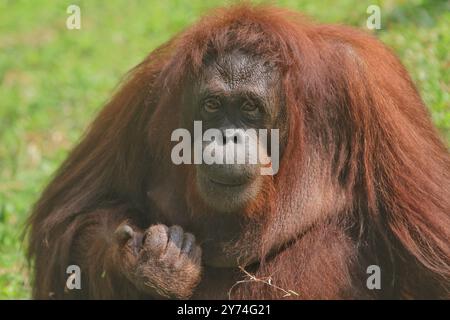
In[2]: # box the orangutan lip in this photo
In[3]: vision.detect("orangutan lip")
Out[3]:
[209,178,245,187]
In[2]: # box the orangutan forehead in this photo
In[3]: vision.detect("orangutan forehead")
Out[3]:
[198,50,279,96]
[202,51,277,84]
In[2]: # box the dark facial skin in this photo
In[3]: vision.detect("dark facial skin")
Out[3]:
[181,51,284,267]
[192,51,281,212]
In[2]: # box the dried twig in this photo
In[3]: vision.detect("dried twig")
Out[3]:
[228,266,299,299]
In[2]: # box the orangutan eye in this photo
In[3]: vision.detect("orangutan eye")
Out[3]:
[203,99,220,113]
[241,101,259,112]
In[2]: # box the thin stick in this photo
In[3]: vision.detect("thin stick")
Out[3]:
[228,266,299,299]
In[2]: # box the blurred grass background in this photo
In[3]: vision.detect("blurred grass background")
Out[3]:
[0,0,449,299]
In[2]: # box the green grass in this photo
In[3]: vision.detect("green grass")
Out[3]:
[0,0,448,299]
